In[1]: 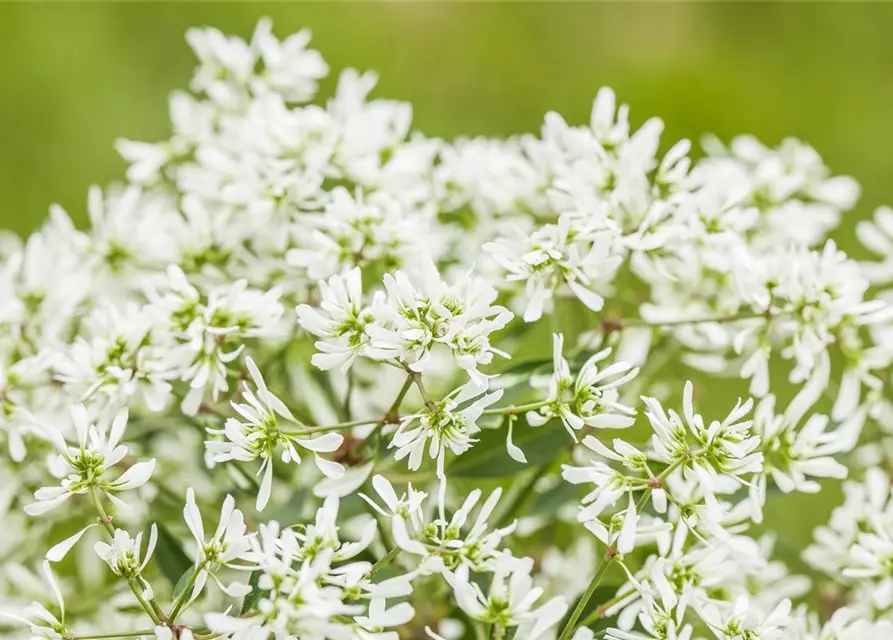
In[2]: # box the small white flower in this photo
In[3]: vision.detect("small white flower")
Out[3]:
[26,405,155,516]
[94,526,158,583]
[528,334,639,439]
[296,267,375,373]
[445,553,567,640]
[485,216,623,322]
[206,357,344,511]
[366,260,512,385]
[182,488,253,599]
[390,382,503,477]
[359,474,429,556]
[698,596,791,640]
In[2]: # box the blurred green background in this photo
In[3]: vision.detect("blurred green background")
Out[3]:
[2,2,893,251]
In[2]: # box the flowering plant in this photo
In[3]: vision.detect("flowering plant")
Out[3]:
[3,18,893,640]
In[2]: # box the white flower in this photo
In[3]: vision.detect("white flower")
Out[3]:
[26,405,155,516]
[359,474,429,556]
[285,496,377,563]
[607,559,693,640]
[7,17,893,640]
[296,267,375,373]
[804,467,892,581]
[53,302,174,413]
[354,599,415,639]
[187,18,326,110]
[94,526,157,595]
[445,553,567,640]
[251,18,328,103]
[643,381,761,521]
[485,216,623,322]
[698,597,791,640]
[751,393,849,497]
[528,334,638,439]
[182,488,253,599]
[366,260,513,384]
[427,485,515,572]
[390,382,503,477]
[206,357,344,510]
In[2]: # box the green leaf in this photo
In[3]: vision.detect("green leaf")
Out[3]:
[240,570,266,615]
[448,415,568,478]
[497,357,552,378]
[154,523,193,587]
[173,566,194,598]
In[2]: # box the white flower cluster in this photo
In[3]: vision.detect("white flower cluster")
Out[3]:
[2,17,893,640]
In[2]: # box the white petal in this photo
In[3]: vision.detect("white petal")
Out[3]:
[47,524,97,562]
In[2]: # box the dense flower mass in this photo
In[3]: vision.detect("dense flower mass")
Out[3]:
[3,17,893,640]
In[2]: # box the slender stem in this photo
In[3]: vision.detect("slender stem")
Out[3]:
[129,582,161,625]
[619,308,772,329]
[368,547,402,578]
[74,631,156,640]
[89,489,164,625]
[282,417,382,437]
[558,552,613,640]
[281,378,544,437]
[482,399,550,416]
[90,488,116,537]
[557,453,696,639]
[409,370,436,411]
[168,560,208,623]
[283,376,418,438]
[579,590,631,627]
[387,374,415,417]
[342,370,355,420]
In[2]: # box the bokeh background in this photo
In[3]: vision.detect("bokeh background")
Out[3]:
[2,1,892,582]
[3,3,893,244]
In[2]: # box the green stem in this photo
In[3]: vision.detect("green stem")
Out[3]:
[73,631,157,640]
[368,547,402,578]
[557,453,696,639]
[620,308,772,329]
[168,560,208,623]
[482,399,551,416]
[89,489,164,626]
[282,377,541,437]
[342,369,355,420]
[409,370,436,410]
[388,374,415,417]
[283,376,417,438]
[282,416,382,437]
[579,590,630,627]
[557,553,613,640]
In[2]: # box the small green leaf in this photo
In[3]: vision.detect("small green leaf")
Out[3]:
[240,570,266,615]
[173,566,194,598]
[154,523,192,587]
[498,357,552,377]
